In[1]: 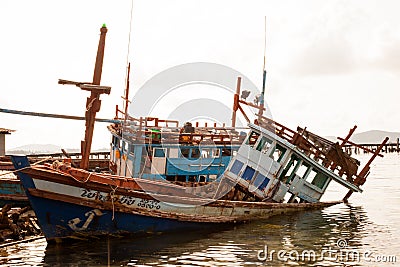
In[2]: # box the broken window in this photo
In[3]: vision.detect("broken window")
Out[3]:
[306,168,318,183]
[270,144,287,162]
[246,131,260,148]
[296,162,310,178]
[256,136,273,154]
[279,155,301,183]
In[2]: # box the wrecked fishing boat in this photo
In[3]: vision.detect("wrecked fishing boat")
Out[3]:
[10,115,387,242]
[9,25,388,243]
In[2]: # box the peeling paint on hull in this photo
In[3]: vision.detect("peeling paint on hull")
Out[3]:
[11,155,340,242]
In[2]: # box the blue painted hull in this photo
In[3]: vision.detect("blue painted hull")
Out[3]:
[10,155,340,242]
[10,155,223,242]
[29,194,216,241]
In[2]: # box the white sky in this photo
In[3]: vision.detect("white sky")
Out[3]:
[1,0,400,150]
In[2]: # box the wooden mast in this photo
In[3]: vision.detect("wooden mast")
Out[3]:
[80,24,109,170]
[231,77,241,127]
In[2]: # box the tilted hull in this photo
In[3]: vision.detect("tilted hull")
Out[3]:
[11,155,340,242]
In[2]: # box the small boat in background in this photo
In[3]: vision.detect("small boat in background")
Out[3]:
[0,151,110,208]
[0,171,28,207]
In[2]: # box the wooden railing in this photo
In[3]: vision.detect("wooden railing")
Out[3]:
[257,115,388,187]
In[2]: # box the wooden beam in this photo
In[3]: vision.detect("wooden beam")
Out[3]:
[0,108,120,124]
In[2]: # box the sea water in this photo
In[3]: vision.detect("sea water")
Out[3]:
[1,153,399,266]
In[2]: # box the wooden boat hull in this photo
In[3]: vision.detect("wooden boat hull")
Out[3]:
[0,174,29,207]
[11,155,340,242]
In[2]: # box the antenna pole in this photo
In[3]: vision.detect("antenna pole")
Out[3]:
[123,62,131,123]
[258,16,267,120]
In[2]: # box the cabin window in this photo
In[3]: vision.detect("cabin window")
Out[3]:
[180,147,190,158]
[252,172,270,191]
[123,141,128,153]
[242,166,255,181]
[222,148,231,156]
[270,144,287,162]
[306,168,318,183]
[311,172,329,189]
[201,148,210,158]
[169,148,179,158]
[246,131,260,148]
[212,148,220,158]
[208,174,218,182]
[230,160,244,175]
[296,162,310,178]
[154,148,166,158]
[279,155,301,183]
[191,148,200,159]
[112,136,120,147]
[129,144,135,155]
[200,148,219,158]
[256,136,273,154]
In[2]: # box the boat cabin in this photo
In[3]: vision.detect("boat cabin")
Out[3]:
[223,121,362,203]
[108,117,246,183]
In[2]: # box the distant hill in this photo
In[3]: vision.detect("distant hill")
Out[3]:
[7,144,108,155]
[349,130,400,144]
[8,144,62,154]
[326,130,400,144]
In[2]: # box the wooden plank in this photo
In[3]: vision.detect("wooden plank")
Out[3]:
[0,108,120,124]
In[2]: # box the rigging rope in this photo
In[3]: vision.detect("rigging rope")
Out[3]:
[126,0,134,66]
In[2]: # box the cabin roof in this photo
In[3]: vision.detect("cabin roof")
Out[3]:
[0,128,15,134]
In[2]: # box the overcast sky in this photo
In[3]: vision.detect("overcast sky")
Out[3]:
[1,0,400,150]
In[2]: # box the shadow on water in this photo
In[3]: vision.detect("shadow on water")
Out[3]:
[35,203,374,267]
[42,225,235,266]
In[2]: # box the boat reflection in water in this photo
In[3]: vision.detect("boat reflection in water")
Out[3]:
[0,203,373,266]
